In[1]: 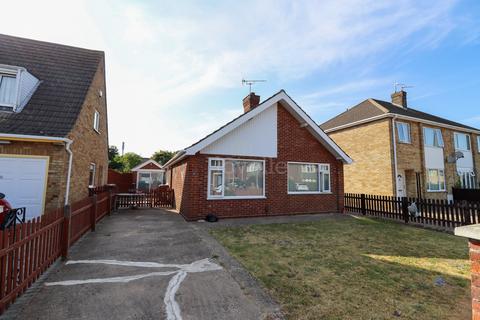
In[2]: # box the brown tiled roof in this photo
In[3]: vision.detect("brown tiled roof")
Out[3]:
[0,33,104,137]
[320,98,480,132]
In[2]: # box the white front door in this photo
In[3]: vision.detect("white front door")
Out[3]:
[0,155,48,220]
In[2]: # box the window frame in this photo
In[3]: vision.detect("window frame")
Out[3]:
[93,110,100,133]
[454,132,471,152]
[426,168,446,192]
[88,163,96,187]
[396,122,411,144]
[423,127,444,148]
[478,136,480,154]
[457,170,476,189]
[287,162,331,195]
[0,67,20,109]
[207,157,266,200]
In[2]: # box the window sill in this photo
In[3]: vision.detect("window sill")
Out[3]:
[426,190,446,193]
[398,141,411,144]
[288,192,332,195]
[207,196,266,200]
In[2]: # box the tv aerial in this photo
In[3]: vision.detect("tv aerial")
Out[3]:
[242,79,266,93]
[394,82,414,92]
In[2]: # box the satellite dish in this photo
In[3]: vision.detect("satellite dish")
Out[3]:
[447,151,464,163]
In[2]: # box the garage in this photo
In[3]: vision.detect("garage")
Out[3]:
[0,155,49,220]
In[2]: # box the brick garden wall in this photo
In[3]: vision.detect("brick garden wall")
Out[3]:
[172,102,344,220]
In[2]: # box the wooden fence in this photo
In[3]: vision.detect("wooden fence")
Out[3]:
[345,193,480,231]
[115,187,174,209]
[0,189,114,314]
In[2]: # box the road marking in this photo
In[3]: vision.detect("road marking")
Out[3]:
[45,258,222,320]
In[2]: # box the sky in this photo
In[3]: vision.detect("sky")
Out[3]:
[1,0,480,157]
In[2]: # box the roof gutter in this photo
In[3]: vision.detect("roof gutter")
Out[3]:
[0,133,74,207]
[163,150,187,169]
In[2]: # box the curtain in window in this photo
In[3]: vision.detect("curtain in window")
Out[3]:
[0,75,16,105]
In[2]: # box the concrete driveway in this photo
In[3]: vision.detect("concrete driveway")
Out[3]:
[7,209,281,320]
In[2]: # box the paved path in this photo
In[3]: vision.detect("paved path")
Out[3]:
[7,209,282,320]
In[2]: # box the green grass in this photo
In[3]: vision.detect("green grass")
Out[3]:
[210,216,471,320]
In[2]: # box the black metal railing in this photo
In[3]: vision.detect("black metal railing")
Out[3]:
[1,207,26,230]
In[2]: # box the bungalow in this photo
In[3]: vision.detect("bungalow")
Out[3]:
[0,34,108,220]
[163,90,352,221]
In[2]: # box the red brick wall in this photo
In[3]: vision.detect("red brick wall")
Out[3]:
[138,162,162,170]
[172,102,345,220]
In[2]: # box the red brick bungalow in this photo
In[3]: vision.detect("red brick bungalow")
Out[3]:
[164,90,352,221]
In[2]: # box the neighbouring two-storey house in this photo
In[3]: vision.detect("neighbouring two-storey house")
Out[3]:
[321,90,480,201]
[0,34,109,219]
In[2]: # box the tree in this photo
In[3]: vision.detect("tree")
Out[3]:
[151,150,175,165]
[108,145,124,171]
[108,145,119,160]
[120,152,144,172]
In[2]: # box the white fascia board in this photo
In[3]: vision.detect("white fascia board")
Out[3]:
[185,90,352,164]
[163,150,187,169]
[324,114,390,133]
[0,133,72,143]
[131,159,163,171]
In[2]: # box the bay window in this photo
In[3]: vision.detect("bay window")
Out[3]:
[207,158,264,199]
[423,127,444,148]
[427,169,445,192]
[288,162,330,194]
[396,122,411,143]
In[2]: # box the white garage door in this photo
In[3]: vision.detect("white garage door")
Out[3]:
[0,156,48,220]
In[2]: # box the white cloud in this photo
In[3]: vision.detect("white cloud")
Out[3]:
[0,0,463,155]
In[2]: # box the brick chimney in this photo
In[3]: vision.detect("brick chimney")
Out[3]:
[391,90,407,108]
[243,92,260,113]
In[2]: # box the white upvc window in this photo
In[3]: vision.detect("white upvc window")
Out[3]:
[0,69,18,108]
[477,136,480,153]
[89,163,96,187]
[423,127,444,148]
[93,110,100,132]
[288,162,330,194]
[457,170,476,189]
[207,158,265,199]
[396,122,411,143]
[454,132,471,151]
[426,168,446,192]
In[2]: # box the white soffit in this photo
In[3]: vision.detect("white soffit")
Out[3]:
[201,104,277,157]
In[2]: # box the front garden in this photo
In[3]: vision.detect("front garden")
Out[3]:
[211,216,470,320]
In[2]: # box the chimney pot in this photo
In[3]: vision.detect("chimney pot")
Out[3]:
[243,92,260,113]
[391,90,407,108]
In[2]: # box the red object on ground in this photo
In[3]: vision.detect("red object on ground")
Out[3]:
[0,197,12,225]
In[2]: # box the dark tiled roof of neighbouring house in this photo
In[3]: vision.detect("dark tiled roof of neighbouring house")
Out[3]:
[320,98,480,132]
[0,33,104,137]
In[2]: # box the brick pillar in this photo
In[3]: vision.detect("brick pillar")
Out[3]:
[470,240,480,320]
[455,225,480,320]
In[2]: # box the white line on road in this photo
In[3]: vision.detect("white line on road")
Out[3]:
[45,258,222,320]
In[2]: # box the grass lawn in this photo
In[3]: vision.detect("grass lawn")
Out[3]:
[210,216,471,320]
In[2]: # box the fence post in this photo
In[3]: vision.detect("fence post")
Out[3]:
[91,194,97,232]
[402,197,409,224]
[61,205,71,260]
[107,189,112,215]
[360,194,366,215]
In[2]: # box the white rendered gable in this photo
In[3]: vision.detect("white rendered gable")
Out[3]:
[200,104,277,157]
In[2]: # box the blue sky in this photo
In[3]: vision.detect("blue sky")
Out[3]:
[2,0,480,156]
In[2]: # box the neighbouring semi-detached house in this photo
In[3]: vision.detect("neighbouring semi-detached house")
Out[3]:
[321,90,480,201]
[164,90,352,221]
[0,34,108,220]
